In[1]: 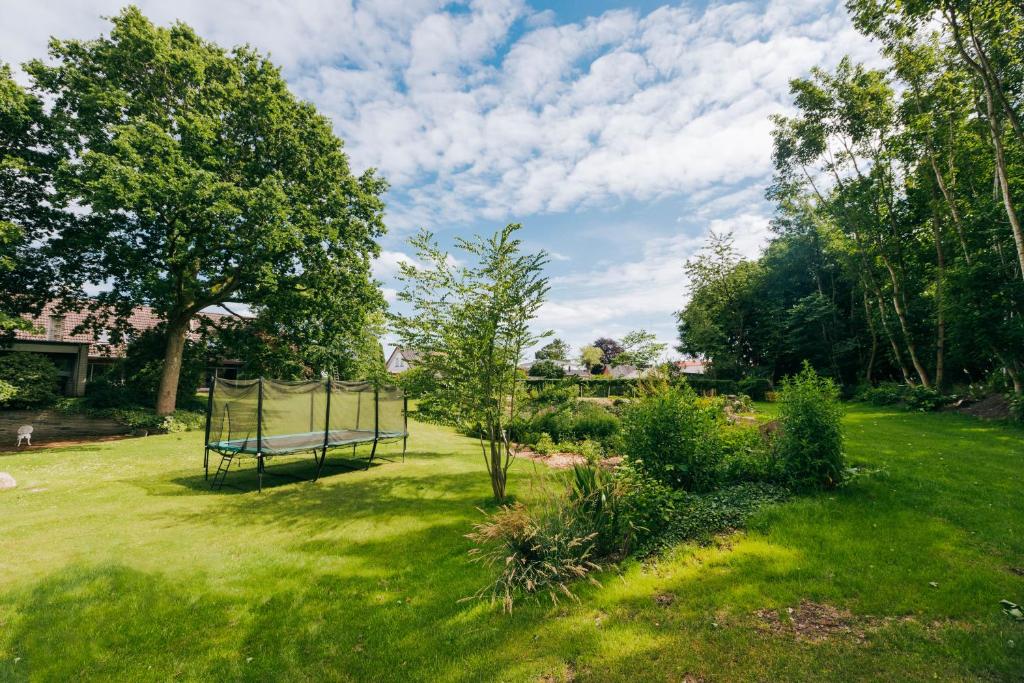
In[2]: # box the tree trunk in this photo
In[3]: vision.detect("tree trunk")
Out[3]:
[984,98,1024,280]
[487,423,506,502]
[928,152,971,265]
[880,254,932,388]
[931,208,946,390]
[863,290,878,384]
[155,317,190,416]
[876,294,913,385]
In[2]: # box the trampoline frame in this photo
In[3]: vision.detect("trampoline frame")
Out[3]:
[203,377,408,492]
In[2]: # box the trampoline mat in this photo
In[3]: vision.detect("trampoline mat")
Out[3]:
[209,429,407,456]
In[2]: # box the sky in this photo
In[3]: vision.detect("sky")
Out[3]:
[1,0,881,360]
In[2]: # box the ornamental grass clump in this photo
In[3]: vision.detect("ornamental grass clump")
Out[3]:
[466,502,600,613]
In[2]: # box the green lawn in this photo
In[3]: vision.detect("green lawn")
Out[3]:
[1,405,1023,681]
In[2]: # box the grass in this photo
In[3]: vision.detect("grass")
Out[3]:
[0,405,1022,681]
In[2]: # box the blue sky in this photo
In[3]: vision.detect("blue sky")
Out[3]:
[2,0,879,360]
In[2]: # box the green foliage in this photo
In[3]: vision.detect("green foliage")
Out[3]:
[0,379,16,405]
[527,380,577,408]
[776,363,845,490]
[534,339,569,361]
[613,458,680,554]
[680,377,739,396]
[0,352,60,408]
[24,8,387,413]
[55,396,204,433]
[526,401,620,445]
[85,328,204,410]
[738,377,772,401]
[663,483,790,546]
[718,425,780,485]
[392,223,549,501]
[0,65,62,331]
[857,382,949,411]
[579,345,603,371]
[534,433,557,455]
[613,329,667,369]
[527,360,565,379]
[621,385,722,492]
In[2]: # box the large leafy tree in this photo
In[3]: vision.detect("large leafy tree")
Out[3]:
[0,64,62,334]
[592,337,624,366]
[613,329,667,369]
[25,7,387,414]
[392,224,549,502]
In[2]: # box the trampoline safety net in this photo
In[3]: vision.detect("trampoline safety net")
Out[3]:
[204,378,408,490]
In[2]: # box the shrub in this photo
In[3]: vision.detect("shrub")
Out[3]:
[738,377,772,401]
[0,379,17,406]
[665,482,789,545]
[718,424,779,484]
[466,502,601,613]
[613,458,679,554]
[528,401,620,445]
[776,362,844,490]
[568,464,626,557]
[621,385,721,491]
[0,352,61,408]
[528,381,577,408]
[534,432,556,455]
[856,382,949,412]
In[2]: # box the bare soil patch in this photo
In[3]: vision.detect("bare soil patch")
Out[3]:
[755,601,866,643]
[955,394,1011,420]
[0,433,136,453]
[516,447,622,470]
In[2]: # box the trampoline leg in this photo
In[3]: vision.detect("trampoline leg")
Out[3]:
[402,436,407,463]
[313,448,328,482]
[257,453,263,493]
[365,439,379,470]
[204,447,209,480]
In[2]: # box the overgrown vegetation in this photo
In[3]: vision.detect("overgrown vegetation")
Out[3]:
[470,364,845,609]
[0,352,60,408]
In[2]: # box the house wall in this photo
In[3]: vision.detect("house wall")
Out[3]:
[5,341,90,397]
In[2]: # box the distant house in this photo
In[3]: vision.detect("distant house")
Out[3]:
[607,364,641,379]
[385,347,420,374]
[674,359,706,375]
[520,359,592,378]
[6,301,240,396]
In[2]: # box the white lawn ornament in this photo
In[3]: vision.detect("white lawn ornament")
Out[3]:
[16,425,32,446]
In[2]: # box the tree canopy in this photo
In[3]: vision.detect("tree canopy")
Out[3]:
[22,7,387,413]
[678,0,1024,394]
[391,224,549,501]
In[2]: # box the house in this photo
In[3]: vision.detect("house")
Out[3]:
[674,358,706,375]
[385,347,420,374]
[5,302,241,396]
[519,359,592,377]
[607,364,641,379]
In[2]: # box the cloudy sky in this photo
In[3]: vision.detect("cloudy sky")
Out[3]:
[2,0,880,359]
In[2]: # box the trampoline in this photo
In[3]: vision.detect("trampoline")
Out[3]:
[204,378,408,491]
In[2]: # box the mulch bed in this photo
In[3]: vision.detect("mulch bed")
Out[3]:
[515,446,622,470]
[955,394,1011,420]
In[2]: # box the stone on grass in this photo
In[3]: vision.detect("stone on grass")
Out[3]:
[0,472,16,490]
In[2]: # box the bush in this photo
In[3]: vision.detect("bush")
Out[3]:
[665,482,789,545]
[0,352,61,408]
[776,363,844,490]
[528,381,577,408]
[613,459,679,554]
[534,432,556,455]
[527,401,620,445]
[856,382,949,412]
[0,379,17,405]
[738,377,772,401]
[718,424,779,484]
[621,385,721,491]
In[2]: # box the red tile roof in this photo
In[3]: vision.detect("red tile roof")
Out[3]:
[14,302,231,359]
